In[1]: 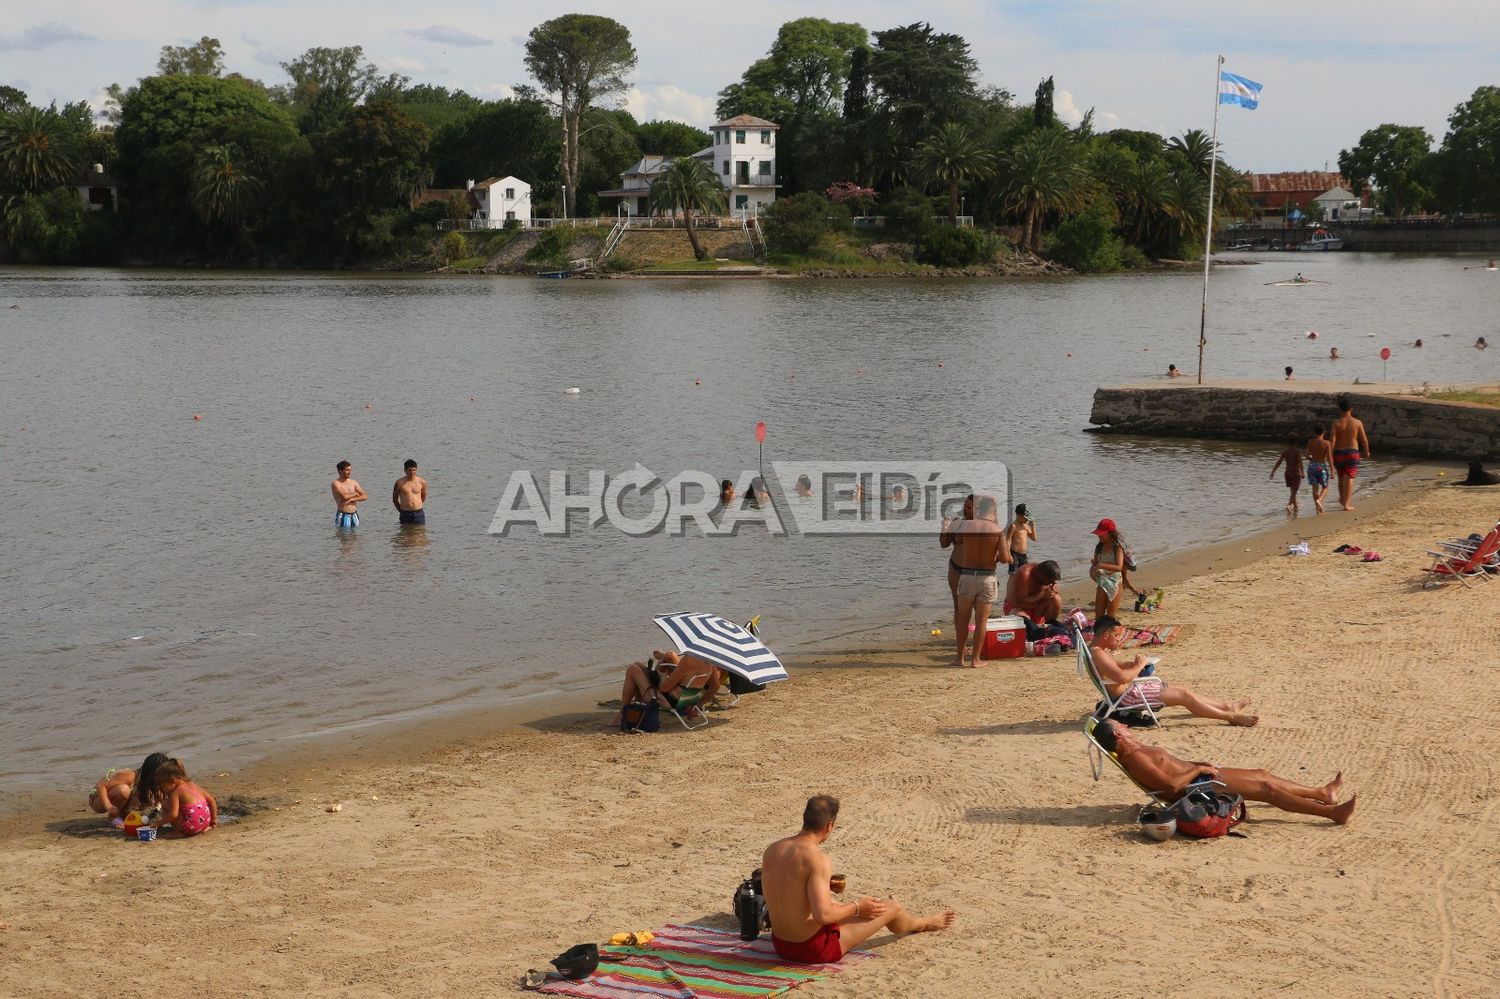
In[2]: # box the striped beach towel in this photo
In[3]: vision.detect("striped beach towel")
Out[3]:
[536,924,874,998]
[1119,625,1179,649]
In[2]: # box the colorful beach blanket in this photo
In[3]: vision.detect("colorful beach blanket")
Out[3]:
[1119,625,1179,649]
[535,924,874,998]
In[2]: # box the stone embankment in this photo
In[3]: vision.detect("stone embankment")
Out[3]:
[1088,381,1500,461]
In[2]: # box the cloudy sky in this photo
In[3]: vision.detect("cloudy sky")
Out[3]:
[3,1,1493,170]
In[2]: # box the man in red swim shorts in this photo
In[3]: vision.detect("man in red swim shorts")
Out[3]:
[1329,394,1371,511]
[760,795,955,964]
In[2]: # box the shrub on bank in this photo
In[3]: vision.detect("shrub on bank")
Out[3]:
[915,225,995,267]
[762,193,851,254]
[1045,203,1123,273]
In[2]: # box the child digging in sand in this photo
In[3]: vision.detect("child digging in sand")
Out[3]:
[145,758,218,837]
[89,767,140,818]
[1269,433,1304,516]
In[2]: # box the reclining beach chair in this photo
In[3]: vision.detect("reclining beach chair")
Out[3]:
[1074,623,1162,726]
[661,671,713,730]
[1423,524,1500,589]
[1084,717,1223,807]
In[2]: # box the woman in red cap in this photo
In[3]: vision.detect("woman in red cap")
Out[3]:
[1090,518,1127,621]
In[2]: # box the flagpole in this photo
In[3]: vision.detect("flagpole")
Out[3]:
[1197,54,1224,386]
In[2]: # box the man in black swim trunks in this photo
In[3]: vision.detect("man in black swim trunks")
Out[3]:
[393,459,428,525]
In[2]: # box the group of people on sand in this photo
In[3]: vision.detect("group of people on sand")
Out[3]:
[1268,395,1371,516]
[331,459,428,530]
[89,752,219,838]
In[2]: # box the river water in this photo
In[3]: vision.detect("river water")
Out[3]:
[2,252,1494,786]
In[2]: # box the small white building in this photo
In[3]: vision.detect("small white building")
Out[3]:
[599,114,779,219]
[467,176,532,227]
[1314,185,1361,221]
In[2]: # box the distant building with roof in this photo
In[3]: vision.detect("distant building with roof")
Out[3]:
[599,114,779,219]
[1246,172,1366,222]
[414,176,533,228]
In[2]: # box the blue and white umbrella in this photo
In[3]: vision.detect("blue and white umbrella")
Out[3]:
[652,612,789,685]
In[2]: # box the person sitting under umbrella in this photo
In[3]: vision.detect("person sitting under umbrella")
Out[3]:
[611,650,721,726]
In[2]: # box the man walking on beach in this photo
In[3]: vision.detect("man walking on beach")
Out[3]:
[392,459,428,525]
[761,795,955,965]
[946,496,1009,667]
[1330,395,1371,511]
[1093,719,1356,824]
[331,460,368,530]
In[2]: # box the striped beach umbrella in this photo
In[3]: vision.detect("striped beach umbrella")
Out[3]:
[652,612,789,685]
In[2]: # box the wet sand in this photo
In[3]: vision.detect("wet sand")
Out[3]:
[6,469,1500,995]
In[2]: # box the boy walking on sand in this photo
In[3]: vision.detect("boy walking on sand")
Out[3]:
[1269,434,1303,516]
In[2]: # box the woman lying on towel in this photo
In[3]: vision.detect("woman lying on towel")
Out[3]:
[1090,616,1259,727]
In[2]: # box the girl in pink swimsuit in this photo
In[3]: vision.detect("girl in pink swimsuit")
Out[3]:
[147,759,218,838]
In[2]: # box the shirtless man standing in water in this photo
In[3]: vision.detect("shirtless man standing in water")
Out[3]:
[760,795,955,965]
[331,460,368,529]
[392,459,428,525]
[1330,395,1371,511]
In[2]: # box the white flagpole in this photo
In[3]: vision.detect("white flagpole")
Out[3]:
[1197,54,1224,385]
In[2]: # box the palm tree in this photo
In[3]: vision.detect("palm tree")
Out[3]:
[999,129,1090,253]
[0,108,82,192]
[647,157,727,260]
[191,145,265,249]
[914,123,995,226]
[1120,157,1172,247]
[1166,129,1215,180]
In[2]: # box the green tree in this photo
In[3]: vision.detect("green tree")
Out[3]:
[1433,87,1500,213]
[278,46,407,133]
[430,99,560,192]
[913,122,994,225]
[1337,124,1433,217]
[0,86,28,114]
[999,127,1090,253]
[191,145,266,252]
[866,23,979,153]
[315,101,432,214]
[524,14,637,219]
[0,106,82,191]
[1166,128,1215,180]
[394,85,484,134]
[761,191,848,253]
[634,120,711,157]
[1033,76,1055,130]
[1046,200,1122,272]
[158,36,225,76]
[646,156,726,259]
[8,187,88,261]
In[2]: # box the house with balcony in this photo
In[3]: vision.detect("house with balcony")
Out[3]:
[598,114,779,218]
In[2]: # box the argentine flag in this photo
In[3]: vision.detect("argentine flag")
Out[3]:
[1218,71,1263,110]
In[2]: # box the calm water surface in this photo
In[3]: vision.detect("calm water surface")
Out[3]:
[2,253,1494,785]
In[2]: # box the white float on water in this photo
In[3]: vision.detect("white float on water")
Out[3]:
[564,387,581,395]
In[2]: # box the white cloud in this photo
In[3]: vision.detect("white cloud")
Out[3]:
[624,84,716,126]
[0,22,95,51]
[382,54,428,74]
[404,25,493,48]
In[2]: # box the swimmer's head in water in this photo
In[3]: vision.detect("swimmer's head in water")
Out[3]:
[404,459,417,471]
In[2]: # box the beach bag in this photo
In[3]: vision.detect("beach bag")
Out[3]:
[1124,549,1138,572]
[728,672,765,696]
[621,700,660,733]
[1171,788,1246,838]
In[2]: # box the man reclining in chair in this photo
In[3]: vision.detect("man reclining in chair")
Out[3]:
[1093,719,1357,824]
[1091,615,1259,727]
[610,650,720,726]
[760,794,955,964]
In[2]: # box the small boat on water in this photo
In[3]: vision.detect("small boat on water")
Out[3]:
[1297,229,1343,251]
[535,270,570,279]
[1223,241,1255,251]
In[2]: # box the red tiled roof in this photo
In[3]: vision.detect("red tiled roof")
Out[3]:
[1247,171,1348,194]
[714,114,778,129]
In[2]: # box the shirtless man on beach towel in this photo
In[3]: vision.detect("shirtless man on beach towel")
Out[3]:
[1093,719,1357,824]
[761,795,955,964]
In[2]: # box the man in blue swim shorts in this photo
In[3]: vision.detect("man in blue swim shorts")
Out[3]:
[392,459,428,525]
[331,460,368,529]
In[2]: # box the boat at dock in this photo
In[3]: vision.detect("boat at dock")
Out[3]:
[1297,229,1343,251]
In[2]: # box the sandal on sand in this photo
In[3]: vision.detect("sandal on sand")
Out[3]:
[521,969,549,990]
[1362,551,1383,562]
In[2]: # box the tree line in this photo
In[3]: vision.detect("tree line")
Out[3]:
[3,15,1492,270]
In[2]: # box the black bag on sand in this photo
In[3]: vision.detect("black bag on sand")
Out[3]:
[551,943,599,979]
[621,700,661,733]
[728,672,765,696]
[1095,701,1158,728]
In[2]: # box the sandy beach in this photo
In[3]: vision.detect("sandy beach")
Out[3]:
[4,474,1499,998]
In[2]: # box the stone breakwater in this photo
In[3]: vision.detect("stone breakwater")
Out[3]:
[1088,382,1500,461]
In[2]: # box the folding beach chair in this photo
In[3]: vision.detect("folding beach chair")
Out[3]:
[1423,524,1500,589]
[661,671,713,730]
[1074,623,1162,726]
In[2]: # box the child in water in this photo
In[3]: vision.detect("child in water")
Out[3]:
[146,758,218,837]
[1270,433,1304,516]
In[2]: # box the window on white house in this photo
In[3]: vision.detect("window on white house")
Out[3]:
[505,188,514,199]
[758,161,771,176]
[722,160,729,175]
[736,130,745,143]
[505,211,515,220]
[761,130,771,144]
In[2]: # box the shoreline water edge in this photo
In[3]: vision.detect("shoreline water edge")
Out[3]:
[5,462,1437,821]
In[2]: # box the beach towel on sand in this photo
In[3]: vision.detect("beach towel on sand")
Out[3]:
[536,923,874,998]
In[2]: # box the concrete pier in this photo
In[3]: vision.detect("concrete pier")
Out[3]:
[1088,380,1500,461]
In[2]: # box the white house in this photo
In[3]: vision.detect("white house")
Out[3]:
[467,176,532,227]
[599,114,779,218]
[74,163,119,212]
[1314,185,1361,221]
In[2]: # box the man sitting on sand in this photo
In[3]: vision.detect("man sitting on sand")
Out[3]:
[761,795,955,964]
[1090,616,1258,726]
[611,650,720,725]
[1004,559,1063,624]
[1093,719,1356,824]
